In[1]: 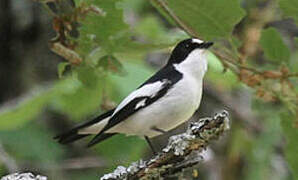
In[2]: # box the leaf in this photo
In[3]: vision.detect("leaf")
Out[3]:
[51,68,104,120]
[76,65,100,88]
[279,0,298,25]
[57,62,70,78]
[97,55,124,74]
[153,0,245,40]
[259,27,290,63]
[280,112,298,179]
[206,52,238,89]
[76,0,130,55]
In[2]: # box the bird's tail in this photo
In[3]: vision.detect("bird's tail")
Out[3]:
[54,109,116,145]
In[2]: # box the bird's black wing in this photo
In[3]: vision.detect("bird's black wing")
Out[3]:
[87,65,182,147]
[138,64,181,88]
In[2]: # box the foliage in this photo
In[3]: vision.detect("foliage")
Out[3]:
[279,0,298,24]
[164,0,246,40]
[260,27,290,63]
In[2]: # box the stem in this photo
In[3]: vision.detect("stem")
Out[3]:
[149,0,199,38]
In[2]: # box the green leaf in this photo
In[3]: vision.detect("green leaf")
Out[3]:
[76,0,130,55]
[280,112,298,179]
[75,0,181,63]
[154,0,245,40]
[57,62,70,78]
[97,55,124,74]
[206,52,238,89]
[279,0,298,25]
[51,69,104,120]
[260,27,290,63]
[76,65,100,88]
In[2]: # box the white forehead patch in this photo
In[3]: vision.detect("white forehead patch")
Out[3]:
[192,38,203,44]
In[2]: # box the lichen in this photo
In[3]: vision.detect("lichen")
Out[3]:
[162,133,195,155]
[127,160,146,174]
[1,173,47,180]
[100,166,127,180]
[100,111,230,180]
[100,160,148,180]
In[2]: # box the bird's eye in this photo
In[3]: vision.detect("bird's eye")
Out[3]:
[185,44,189,48]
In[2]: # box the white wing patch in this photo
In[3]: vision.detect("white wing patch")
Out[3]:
[192,38,203,44]
[135,99,147,109]
[113,80,167,115]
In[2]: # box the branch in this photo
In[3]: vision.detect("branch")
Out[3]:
[100,111,230,180]
[150,0,199,37]
[1,173,47,180]
[49,42,82,65]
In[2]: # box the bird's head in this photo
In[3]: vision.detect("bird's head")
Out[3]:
[167,38,213,65]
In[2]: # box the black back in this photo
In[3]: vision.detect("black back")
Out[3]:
[138,65,183,88]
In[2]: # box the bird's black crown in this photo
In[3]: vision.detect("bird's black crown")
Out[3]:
[167,38,213,65]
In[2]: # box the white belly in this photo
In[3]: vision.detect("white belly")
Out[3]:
[108,75,203,137]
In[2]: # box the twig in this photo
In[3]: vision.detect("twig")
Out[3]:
[100,111,230,180]
[150,0,199,38]
[49,42,82,65]
[1,173,47,180]
[287,72,298,78]
[212,50,261,74]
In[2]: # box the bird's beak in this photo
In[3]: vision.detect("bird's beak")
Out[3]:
[202,41,214,49]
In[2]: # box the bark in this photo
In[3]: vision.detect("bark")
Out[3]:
[101,111,230,180]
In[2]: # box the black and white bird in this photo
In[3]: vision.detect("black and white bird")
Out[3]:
[55,38,213,151]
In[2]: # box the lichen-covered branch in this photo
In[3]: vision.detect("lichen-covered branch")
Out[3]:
[100,111,230,180]
[1,173,47,180]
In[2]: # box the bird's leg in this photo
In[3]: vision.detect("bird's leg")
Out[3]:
[144,136,157,155]
[151,126,167,134]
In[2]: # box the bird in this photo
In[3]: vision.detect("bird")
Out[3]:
[54,38,213,153]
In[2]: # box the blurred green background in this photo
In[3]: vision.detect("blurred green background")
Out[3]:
[0,0,297,179]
